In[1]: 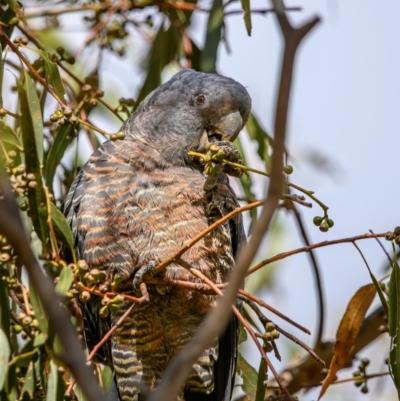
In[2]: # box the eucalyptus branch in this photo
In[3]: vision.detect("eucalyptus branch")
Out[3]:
[247,232,387,276]
[0,28,66,107]
[188,150,329,214]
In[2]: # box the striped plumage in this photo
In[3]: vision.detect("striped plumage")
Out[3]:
[63,70,251,401]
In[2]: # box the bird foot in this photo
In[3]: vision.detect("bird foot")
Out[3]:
[132,261,157,296]
[204,141,243,178]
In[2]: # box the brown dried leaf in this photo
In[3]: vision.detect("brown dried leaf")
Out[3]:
[318,283,376,399]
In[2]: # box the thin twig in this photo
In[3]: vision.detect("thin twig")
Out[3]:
[151,199,265,277]
[369,229,391,265]
[0,28,66,107]
[289,202,325,345]
[244,299,325,367]
[237,289,310,334]
[247,232,386,276]
[66,302,137,395]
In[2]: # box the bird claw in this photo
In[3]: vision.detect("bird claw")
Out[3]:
[204,141,243,178]
[132,261,157,296]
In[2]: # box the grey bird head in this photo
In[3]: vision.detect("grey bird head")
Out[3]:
[124,69,251,164]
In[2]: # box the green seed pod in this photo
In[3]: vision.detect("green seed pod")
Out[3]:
[108,304,119,314]
[110,134,117,141]
[262,341,273,353]
[270,329,280,340]
[313,216,323,226]
[385,231,395,241]
[116,132,126,140]
[63,107,73,117]
[56,46,65,56]
[79,291,91,303]
[209,144,220,153]
[22,316,32,326]
[85,274,95,285]
[31,319,39,328]
[69,115,79,125]
[113,274,124,284]
[13,324,23,334]
[283,165,293,175]
[82,84,92,92]
[77,260,88,272]
[327,218,334,228]
[109,295,125,305]
[319,222,329,232]
[0,253,10,263]
[215,149,225,159]
[50,113,59,123]
[361,385,368,394]
[265,322,276,332]
[361,358,370,367]
[19,202,29,211]
[99,305,109,318]
[205,164,215,175]
[101,296,111,306]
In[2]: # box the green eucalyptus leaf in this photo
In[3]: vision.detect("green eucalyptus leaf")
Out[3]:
[237,352,257,398]
[0,329,10,390]
[45,360,65,401]
[55,264,74,296]
[136,25,179,105]
[0,120,23,151]
[44,125,73,193]
[0,276,10,338]
[201,0,223,73]
[33,333,47,348]
[27,48,65,101]
[74,384,89,401]
[24,70,44,164]
[389,248,400,395]
[29,282,48,336]
[101,366,113,394]
[0,7,16,50]
[0,42,3,105]
[17,76,48,244]
[246,113,272,172]
[234,136,256,224]
[20,361,35,399]
[240,0,252,36]
[255,359,266,401]
[2,364,16,401]
[50,202,75,254]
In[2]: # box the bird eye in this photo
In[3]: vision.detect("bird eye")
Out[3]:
[196,95,206,104]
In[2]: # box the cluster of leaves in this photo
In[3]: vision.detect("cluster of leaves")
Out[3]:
[0,1,399,401]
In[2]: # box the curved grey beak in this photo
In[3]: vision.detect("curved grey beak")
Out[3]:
[209,110,243,142]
